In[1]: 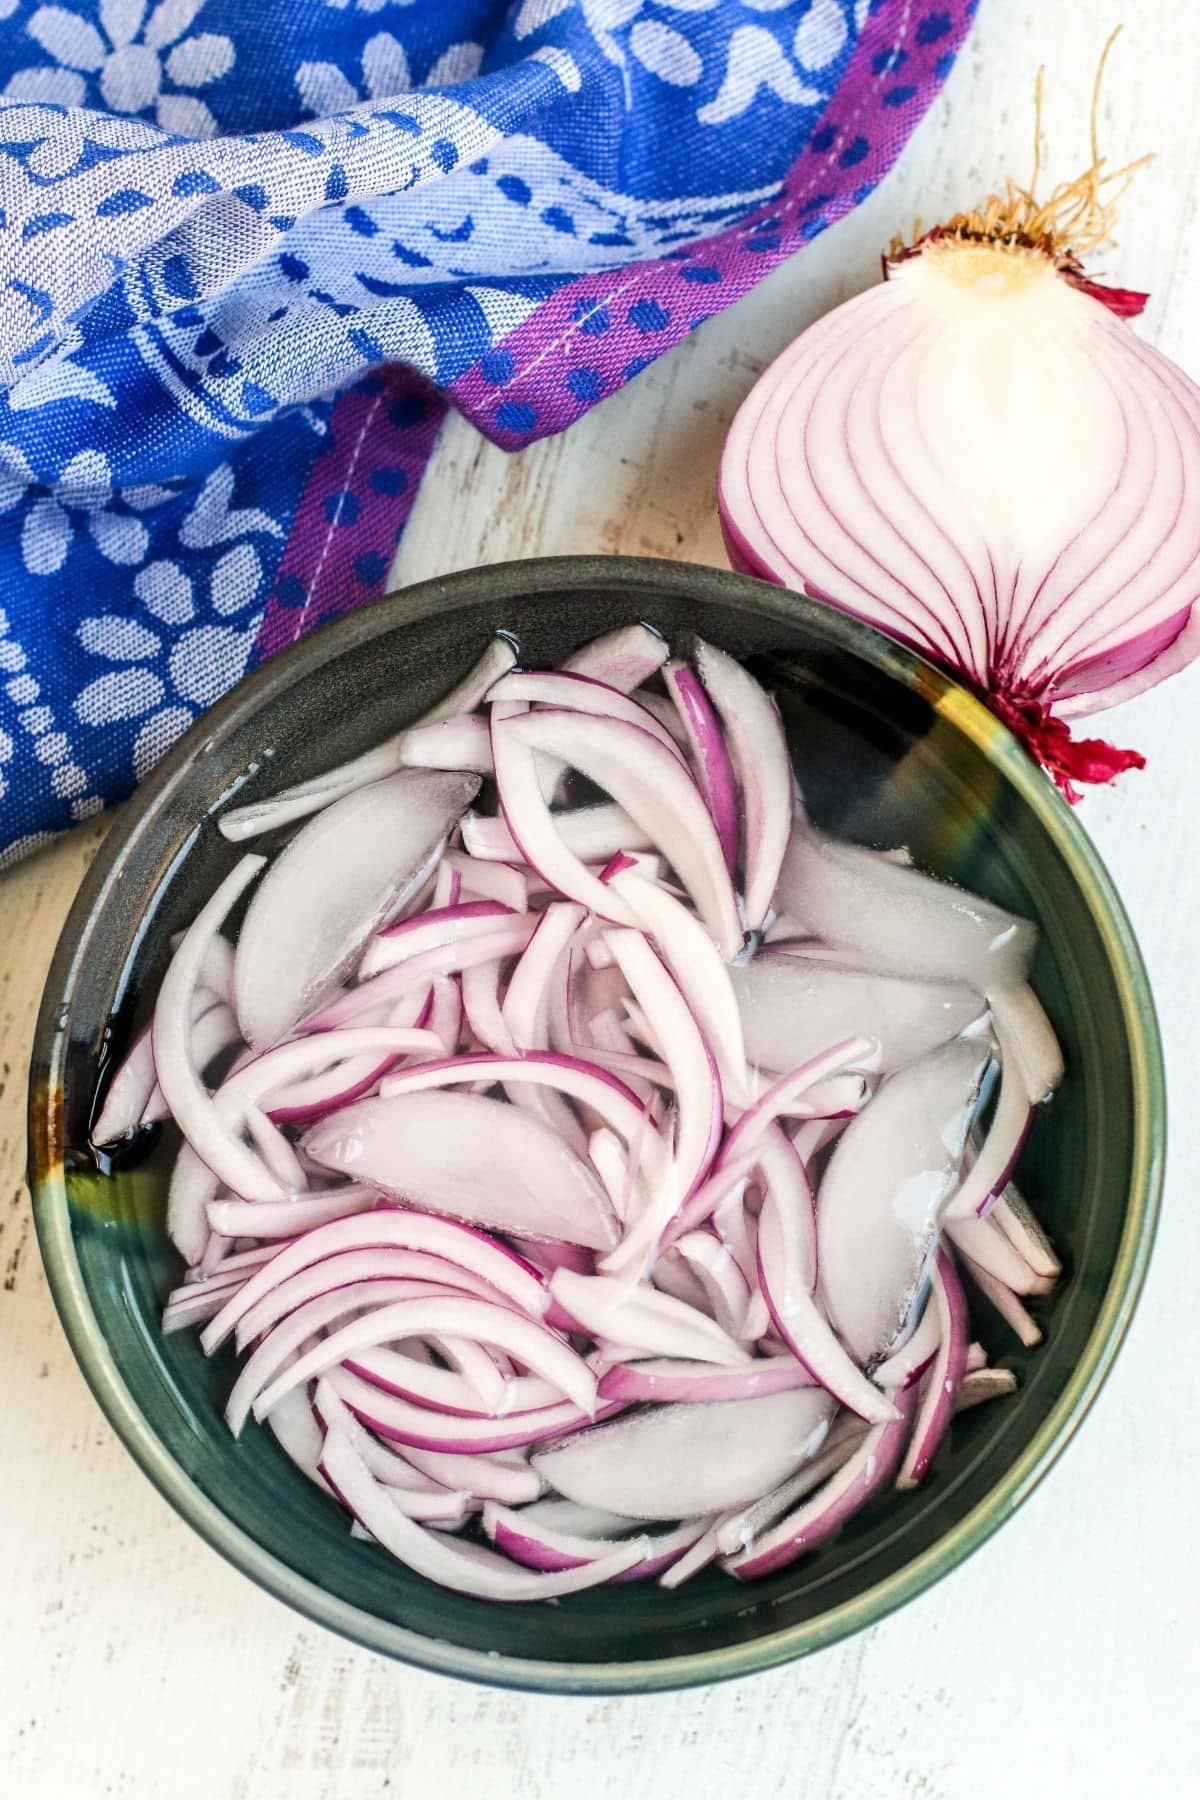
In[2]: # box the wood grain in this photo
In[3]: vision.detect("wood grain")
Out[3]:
[3,6,1199,1794]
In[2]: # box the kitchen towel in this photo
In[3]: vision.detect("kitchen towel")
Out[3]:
[0,0,973,863]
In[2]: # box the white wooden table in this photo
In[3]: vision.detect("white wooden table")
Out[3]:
[4,6,1199,1794]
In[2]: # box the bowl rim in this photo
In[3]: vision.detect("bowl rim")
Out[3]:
[28,554,1164,1695]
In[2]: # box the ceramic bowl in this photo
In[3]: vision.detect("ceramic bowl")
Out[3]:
[29,556,1163,1693]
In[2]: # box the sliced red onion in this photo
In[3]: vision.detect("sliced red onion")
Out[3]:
[650,1245,713,1315]
[244,1102,306,1190]
[774,826,1037,992]
[942,1031,1029,1224]
[303,1090,618,1251]
[630,689,688,746]
[607,858,750,1105]
[219,635,515,842]
[817,1040,988,1364]
[360,901,516,980]
[692,638,794,932]
[958,1256,1043,1347]
[991,1185,1061,1280]
[896,1253,969,1488]
[532,1388,832,1520]
[501,710,744,958]
[460,956,516,1056]
[729,953,983,1079]
[321,1427,647,1600]
[754,1130,896,1425]
[720,1037,877,1171]
[873,1299,940,1390]
[989,984,1064,1103]
[305,917,537,1031]
[233,770,478,1049]
[600,929,722,1275]
[252,1292,597,1424]
[342,1349,562,1422]
[152,854,286,1213]
[490,670,690,770]
[661,660,739,872]
[201,1211,547,1353]
[945,1210,1053,1297]
[597,1355,813,1404]
[391,714,494,775]
[710,1414,870,1561]
[482,1502,707,1581]
[672,1231,751,1339]
[314,1377,465,1493]
[395,1442,545,1505]
[560,622,668,692]
[327,1365,611,1452]
[226,1277,458,1436]
[954,1368,1019,1412]
[231,1244,512,1350]
[461,803,653,865]
[141,1001,241,1127]
[374,1051,655,1155]
[724,1385,918,1579]
[549,1269,750,1369]
[444,850,529,912]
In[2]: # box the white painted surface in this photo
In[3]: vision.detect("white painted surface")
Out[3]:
[3,5,1199,1794]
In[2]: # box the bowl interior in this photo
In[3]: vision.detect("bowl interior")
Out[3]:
[30,558,1161,1692]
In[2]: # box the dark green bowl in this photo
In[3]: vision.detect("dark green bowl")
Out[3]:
[29,556,1163,1693]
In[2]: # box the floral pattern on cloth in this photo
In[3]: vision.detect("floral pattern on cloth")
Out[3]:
[0,0,974,864]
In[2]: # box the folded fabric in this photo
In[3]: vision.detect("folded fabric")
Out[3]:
[0,0,973,864]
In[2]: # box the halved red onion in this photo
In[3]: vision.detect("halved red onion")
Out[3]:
[234,770,478,1049]
[817,1039,988,1365]
[896,1253,969,1488]
[501,710,744,958]
[692,638,793,933]
[724,1384,918,1579]
[549,1269,750,1369]
[532,1387,833,1521]
[360,901,516,980]
[560,622,668,692]
[321,1427,647,1599]
[304,1089,618,1251]
[729,953,982,1079]
[661,660,739,872]
[219,635,515,842]
[774,826,1037,991]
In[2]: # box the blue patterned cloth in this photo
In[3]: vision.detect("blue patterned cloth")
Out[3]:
[0,0,972,864]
